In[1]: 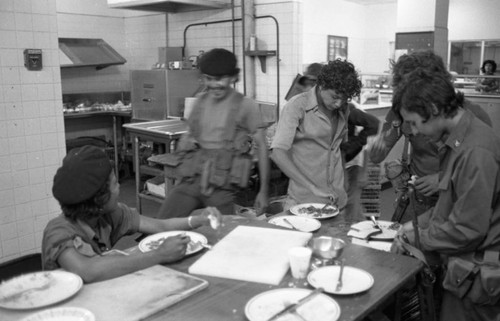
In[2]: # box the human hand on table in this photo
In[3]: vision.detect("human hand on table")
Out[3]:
[155,234,191,262]
[390,222,415,255]
[253,191,269,216]
[414,173,439,197]
[198,206,222,229]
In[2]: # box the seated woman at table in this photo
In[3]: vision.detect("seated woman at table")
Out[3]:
[42,145,221,283]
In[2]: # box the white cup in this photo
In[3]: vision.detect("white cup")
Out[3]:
[288,247,312,279]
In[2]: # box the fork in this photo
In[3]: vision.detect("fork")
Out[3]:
[320,196,336,211]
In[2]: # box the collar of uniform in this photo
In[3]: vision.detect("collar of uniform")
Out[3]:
[443,109,473,150]
[76,218,97,240]
[301,85,320,112]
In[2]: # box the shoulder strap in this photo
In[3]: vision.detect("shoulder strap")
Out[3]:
[188,93,207,140]
[221,92,245,148]
[401,134,410,165]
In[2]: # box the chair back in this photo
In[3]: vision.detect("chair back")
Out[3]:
[0,253,42,282]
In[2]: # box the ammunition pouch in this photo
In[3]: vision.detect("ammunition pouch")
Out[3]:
[173,148,253,194]
[443,252,500,306]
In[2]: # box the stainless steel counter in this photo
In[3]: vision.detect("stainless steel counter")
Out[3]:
[123,118,188,212]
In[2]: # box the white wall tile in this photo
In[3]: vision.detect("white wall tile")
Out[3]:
[0,173,13,191]
[0,222,17,241]
[15,203,33,221]
[1,238,19,257]
[10,152,27,171]
[8,136,27,154]
[0,206,16,225]
[18,234,35,252]
[15,13,33,31]
[16,30,35,48]
[0,30,17,48]
[7,120,24,137]
[12,169,29,188]
[0,12,15,31]
[14,186,31,204]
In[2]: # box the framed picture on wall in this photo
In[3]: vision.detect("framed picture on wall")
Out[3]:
[327,35,348,61]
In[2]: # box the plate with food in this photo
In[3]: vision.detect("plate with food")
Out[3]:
[138,231,208,255]
[289,203,339,220]
[348,220,401,240]
[0,271,83,310]
[308,266,374,295]
[268,215,321,232]
[21,307,95,321]
[245,288,340,321]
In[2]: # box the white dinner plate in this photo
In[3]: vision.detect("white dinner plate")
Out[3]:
[245,288,341,321]
[21,307,95,321]
[308,265,374,295]
[138,231,208,255]
[349,220,400,240]
[0,270,83,310]
[268,215,321,232]
[289,203,339,220]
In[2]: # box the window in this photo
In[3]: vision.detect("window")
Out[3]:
[449,40,500,75]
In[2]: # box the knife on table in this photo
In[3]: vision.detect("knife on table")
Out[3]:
[267,287,324,321]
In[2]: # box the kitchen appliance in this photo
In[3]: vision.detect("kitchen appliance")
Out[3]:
[131,69,202,121]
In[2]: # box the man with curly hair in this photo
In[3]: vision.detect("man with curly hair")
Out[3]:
[271,59,362,210]
[370,50,492,223]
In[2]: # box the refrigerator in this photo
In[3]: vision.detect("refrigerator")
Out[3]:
[131,69,202,121]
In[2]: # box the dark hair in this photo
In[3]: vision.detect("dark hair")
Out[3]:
[391,50,450,87]
[392,68,464,121]
[481,60,497,73]
[317,59,361,99]
[61,178,111,222]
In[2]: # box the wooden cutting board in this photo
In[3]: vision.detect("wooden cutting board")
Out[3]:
[189,225,312,285]
[0,265,208,321]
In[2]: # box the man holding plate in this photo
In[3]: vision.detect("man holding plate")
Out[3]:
[42,145,221,283]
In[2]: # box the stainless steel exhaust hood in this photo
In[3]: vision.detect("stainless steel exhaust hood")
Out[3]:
[59,38,127,70]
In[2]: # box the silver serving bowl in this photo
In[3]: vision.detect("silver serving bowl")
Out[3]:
[309,236,346,261]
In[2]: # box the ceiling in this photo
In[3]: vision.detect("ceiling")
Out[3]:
[343,0,397,4]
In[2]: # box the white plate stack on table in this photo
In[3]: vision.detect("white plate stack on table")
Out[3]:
[347,219,401,252]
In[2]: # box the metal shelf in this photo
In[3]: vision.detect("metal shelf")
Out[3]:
[244,50,276,73]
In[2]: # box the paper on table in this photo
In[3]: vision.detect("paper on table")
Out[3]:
[351,238,392,252]
[347,227,382,240]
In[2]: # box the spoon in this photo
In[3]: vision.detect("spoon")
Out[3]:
[336,258,345,292]
[370,215,382,230]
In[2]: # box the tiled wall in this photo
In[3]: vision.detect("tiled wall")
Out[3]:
[0,0,65,263]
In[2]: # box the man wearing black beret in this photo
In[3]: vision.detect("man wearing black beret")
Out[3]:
[42,145,221,283]
[157,48,269,219]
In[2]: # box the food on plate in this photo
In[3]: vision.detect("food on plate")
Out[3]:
[298,205,338,217]
[144,235,197,252]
